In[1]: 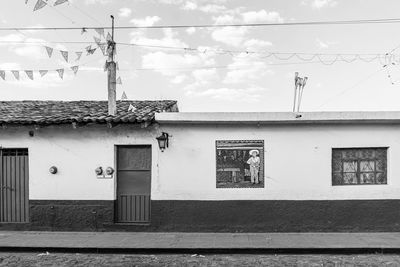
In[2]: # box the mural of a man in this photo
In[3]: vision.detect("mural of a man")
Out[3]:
[247,149,260,184]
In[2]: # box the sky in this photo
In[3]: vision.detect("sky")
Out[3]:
[1,0,400,112]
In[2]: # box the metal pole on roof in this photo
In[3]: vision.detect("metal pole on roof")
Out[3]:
[293,72,299,112]
[297,76,308,112]
[107,15,117,116]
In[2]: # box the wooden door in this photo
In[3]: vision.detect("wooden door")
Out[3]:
[0,149,29,223]
[116,146,151,223]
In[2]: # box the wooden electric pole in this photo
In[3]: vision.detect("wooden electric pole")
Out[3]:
[107,15,117,116]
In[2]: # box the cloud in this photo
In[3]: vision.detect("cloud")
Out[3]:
[131,28,187,48]
[130,16,161,26]
[223,54,273,84]
[84,0,113,4]
[188,86,264,102]
[316,38,337,49]
[186,27,196,35]
[241,10,284,23]
[171,75,187,84]
[303,0,337,9]
[243,39,273,51]
[192,68,218,84]
[118,7,132,18]
[211,27,248,47]
[212,14,235,24]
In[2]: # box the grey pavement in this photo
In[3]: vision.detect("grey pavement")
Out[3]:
[0,232,400,250]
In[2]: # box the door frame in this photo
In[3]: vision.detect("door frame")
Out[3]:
[114,144,152,224]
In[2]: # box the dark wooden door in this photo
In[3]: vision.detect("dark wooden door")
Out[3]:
[116,146,151,223]
[0,149,29,223]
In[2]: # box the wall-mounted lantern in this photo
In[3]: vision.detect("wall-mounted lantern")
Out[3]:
[156,132,169,152]
[95,167,103,176]
[49,166,58,174]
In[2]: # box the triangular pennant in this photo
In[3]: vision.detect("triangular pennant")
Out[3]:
[85,45,92,52]
[70,65,79,75]
[54,0,68,6]
[25,70,34,80]
[81,28,87,34]
[121,91,127,100]
[39,70,48,77]
[60,50,68,62]
[44,46,53,58]
[95,28,105,37]
[0,71,5,80]
[11,71,19,80]
[33,0,47,11]
[99,43,106,55]
[75,51,83,61]
[56,69,64,79]
[106,32,112,41]
[116,76,122,84]
[93,36,101,45]
[87,48,96,55]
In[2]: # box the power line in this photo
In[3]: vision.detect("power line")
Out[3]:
[3,18,400,31]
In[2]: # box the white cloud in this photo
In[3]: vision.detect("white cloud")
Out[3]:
[211,27,248,47]
[316,38,337,49]
[84,0,113,4]
[171,75,187,84]
[141,51,215,77]
[131,28,187,48]
[130,16,161,26]
[182,1,197,10]
[243,39,273,51]
[118,7,132,18]
[186,27,196,35]
[198,4,226,13]
[212,14,235,24]
[188,86,264,102]
[223,54,273,84]
[303,0,337,9]
[192,68,218,84]
[241,10,284,23]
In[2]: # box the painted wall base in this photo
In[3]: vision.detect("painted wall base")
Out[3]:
[1,200,400,232]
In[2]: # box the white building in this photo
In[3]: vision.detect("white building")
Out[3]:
[0,101,398,232]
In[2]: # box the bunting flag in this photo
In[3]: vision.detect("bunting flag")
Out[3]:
[56,69,64,79]
[116,76,122,84]
[39,70,48,77]
[45,46,53,58]
[95,28,105,37]
[121,91,127,100]
[0,71,5,80]
[87,48,96,55]
[54,0,68,6]
[81,28,87,34]
[11,71,20,80]
[70,66,79,75]
[98,43,106,56]
[75,51,83,61]
[85,45,92,53]
[93,36,101,45]
[106,32,112,41]
[33,0,47,11]
[60,50,68,62]
[25,70,34,80]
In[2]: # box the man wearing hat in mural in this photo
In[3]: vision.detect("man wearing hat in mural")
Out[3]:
[247,149,260,184]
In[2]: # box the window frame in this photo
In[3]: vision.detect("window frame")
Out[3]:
[331,147,388,186]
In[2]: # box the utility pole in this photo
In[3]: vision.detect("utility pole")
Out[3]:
[107,15,117,116]
[292,72,308,113]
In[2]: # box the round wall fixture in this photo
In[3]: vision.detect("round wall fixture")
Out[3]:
[49,166,58,174]
[106,167,114,175]
[95,167,103,175]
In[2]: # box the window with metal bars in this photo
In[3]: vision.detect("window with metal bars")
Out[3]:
[332,147,387,185]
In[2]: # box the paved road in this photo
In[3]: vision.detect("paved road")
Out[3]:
[0,253,400,267]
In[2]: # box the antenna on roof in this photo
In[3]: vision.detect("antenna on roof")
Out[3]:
[292,72,308,113]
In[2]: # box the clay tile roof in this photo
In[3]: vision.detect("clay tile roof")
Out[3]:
[0,100,178,126]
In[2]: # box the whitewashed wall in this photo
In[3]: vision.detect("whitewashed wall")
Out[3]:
[155,123,400,200]
[0,125,159,200]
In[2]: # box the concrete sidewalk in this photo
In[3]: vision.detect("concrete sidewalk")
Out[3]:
[1,232,400,252]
